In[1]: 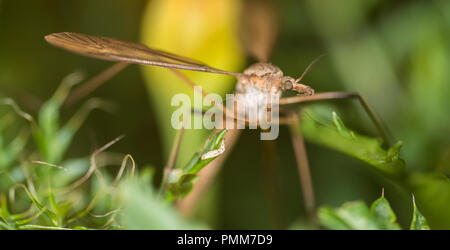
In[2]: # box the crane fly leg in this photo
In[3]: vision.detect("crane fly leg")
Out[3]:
[65,62,129,107]
[261,139,284,228]
[280,92,391,146]
[286,111,317,224]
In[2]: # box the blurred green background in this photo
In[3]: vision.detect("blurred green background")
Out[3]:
[0,0,449,229]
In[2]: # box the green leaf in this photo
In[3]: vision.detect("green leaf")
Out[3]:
[0,128,28,171]
[32,73,110,165]
[17,224,73,230]
[301,111,405,178]
[35,72,84,163]
[319,201,381,230]
[288,218,319,230]
[0,219,14,230]
[51,157,90,188]
[407,173,450,229]
[0,195,15,230]
[53,99,112,163]
[117,178,206,230]
[34,72,83,164]
[72,226,94,230]
[13,184,58,226]
[410,195,430,230]
[370,194,401,229]
[319,193,431,230]
[318,207,351,230]
[2,129,29,169]
[183,129,228,174]
[166,129,227,198]
[0,100,32,170]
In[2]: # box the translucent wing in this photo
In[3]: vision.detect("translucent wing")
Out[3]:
[240,0,279,62]
[45,32,241,77]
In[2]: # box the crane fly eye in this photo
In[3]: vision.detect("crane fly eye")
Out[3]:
[282,79,293,90]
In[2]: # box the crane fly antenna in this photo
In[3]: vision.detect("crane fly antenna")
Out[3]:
[296,54,325,83]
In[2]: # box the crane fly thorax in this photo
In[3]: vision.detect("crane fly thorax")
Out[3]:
[232,63,284,124]
[236,62,315,97]
[236,62,284,96]
[235,62,315,95]
[235,63,283,112]
[232,62,315,124]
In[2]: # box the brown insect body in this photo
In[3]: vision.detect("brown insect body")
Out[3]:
[237,62,315,95]
[235,62,315,118]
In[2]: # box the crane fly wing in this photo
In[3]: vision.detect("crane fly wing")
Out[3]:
[240,0,279,62]
[45,32,241,76]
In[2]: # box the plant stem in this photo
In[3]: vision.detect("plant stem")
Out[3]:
[159,128,185,197]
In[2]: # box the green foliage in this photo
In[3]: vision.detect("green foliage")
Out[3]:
[302,110,450,228]
[298,0,450,229]
[410,196,430,230]
[33,72,112,164]
[117,172,206,230]
[319,193,428,230]
[165,129,227,199]
[406,173,449,229]
[0,86,445,230]
[0,76,227,230]
[0,99,30,172]
[370,195,400,229]
[34,72,82,163]
[302,111,405,178]
[0,80,446,230]
[0,74,124,230]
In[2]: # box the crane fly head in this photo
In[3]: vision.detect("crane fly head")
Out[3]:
[280,76,295,91]
[280,76,315,96]
[280,54,325,96]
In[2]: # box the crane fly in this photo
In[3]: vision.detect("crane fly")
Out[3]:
[45,32,318,126]
[45,31,390,223]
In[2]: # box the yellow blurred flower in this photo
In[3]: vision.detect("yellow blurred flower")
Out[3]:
[140,0,245,166]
